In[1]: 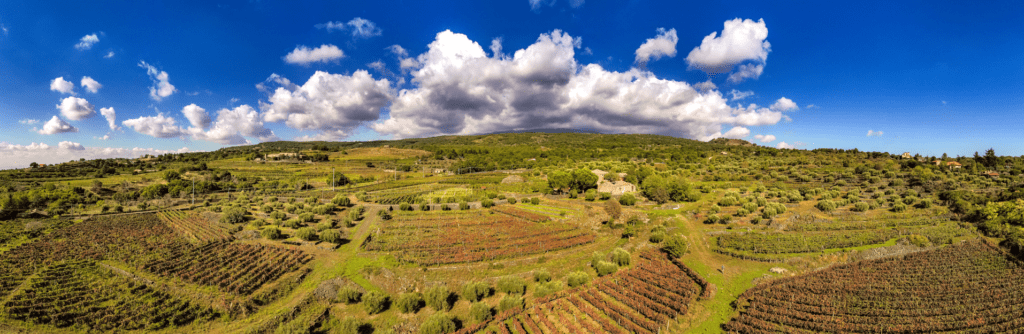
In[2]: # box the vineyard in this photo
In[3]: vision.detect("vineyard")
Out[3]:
[142,241,312,295]
[725,239,1024,333]
[363,210,593,265]
[3,260,217,331]
[462,249,711,334]
[365,183,451,204]
[713,222,970,260]
[492,205,552,222]
[158,210,234,243]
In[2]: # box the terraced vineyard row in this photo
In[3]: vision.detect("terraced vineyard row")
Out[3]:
[491,205,551,222]
[365,183,451,204]
[716,223,970,254]
[142,241,312,295]
[158,210,233,243]
[725,239,1024,333]
[3,260,217,331]
[363,211,593,265]
[462,249,711,334]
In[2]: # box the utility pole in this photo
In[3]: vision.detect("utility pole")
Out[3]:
[192,178,195,208]
[332,167,335,191]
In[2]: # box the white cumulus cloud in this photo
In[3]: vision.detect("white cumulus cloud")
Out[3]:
[122,114,185,138]
[190,105,277,145]
[138,61,177,101]
[74,34,99,50]
[58,141,85,150]
[867,130,883,137]
[770,97,798,111]
[181,104,211,130]
[635,28,678,64]
[50,77,75,95]
[685,18,770,83]
[753,134,776,143]
[80,76,102,93]
[104,51,115,58]
[38,116,78,135]
[19,119,40,125]
[721,126,750,139]
[260,71,393,140]
[369,29,785,141]
[693,80,717,91]
[56,96,96,120]
[777,141,795,149]
[100,107,118,130]
[284,44,345,66]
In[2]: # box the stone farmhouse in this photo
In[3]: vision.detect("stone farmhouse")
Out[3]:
[591,169,637,195]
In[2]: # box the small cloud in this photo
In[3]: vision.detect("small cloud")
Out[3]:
[582,47,593,55]
[56,96,96,120]
[138,61,177,101]
[80,76,102,93]
[95,134,111,140]
[529,0,556,11]
[941,100,947,105]
[100,107,118,130]
[74,33,99,50]
[753,134,776,143]
[805,104,818,109]
[386,45,409,58]
[19,119,40,125]
[729,89,754,101]
[727,63,764,83]
[284,44,345,66]
[635,28,678,64]
[722,126,750,139]
[776,141,795,149]
[38,115,78,135]
[769,97,798,111]
[122,113,185,138]
[58,141,85,150]
[867,130,883,137]
[694,80,717,92]
[104,51,115,58]
[50,77,75,95]
[316,18,382,39]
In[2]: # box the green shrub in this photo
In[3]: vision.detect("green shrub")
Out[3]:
[295,227,316,241]
[610,248,630,266]
[320,229,342,243]
[395,292,424,314]
[756,197,768,207]
[917,199,932,208]
[507,198,517,204]
[533,280,563,298]
[420,203,431,211]
[892,203,908,212]
[497,295,525,312]
[619,193,637,206]
[441,204,452,211]
[461,281,490,302]
[569,189,578,199]
[663,234,688,258]
[262,204,274,213]
[907,234,931,247]
[418,313,456,334]
[621,225,636,238]
[299,212,315,223]
[424,286,453,311]
[584,191,596,201]
[704,214,720,224]
[332,195,351,207]
[260,227,282,240]
[566,271,590,288]
[362,291,389,315]
[496,276,527,295]
[283,218,301,229]
[599,192,612,200]
[852,202,870,212]
[336,287,363,304]
[331,317,361,334]
[742,202,758,212]
[270,211,287,220]
[710,205,721,214]
[469,302,493,322]
[399,203,412,211]
[816,200,837,212]
[735,208,750,217]
[459,202,469,210]
[530,197,540,205]
[220,207,247,224]
[595,261,618,276]
[317,219,334,231]
[650,231,666,243]
[533,269,552,283]
[481,199,494,208]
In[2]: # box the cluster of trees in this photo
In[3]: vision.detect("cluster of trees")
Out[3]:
[547,169,598,194]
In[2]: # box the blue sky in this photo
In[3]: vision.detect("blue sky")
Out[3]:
[1,0,1023,169]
